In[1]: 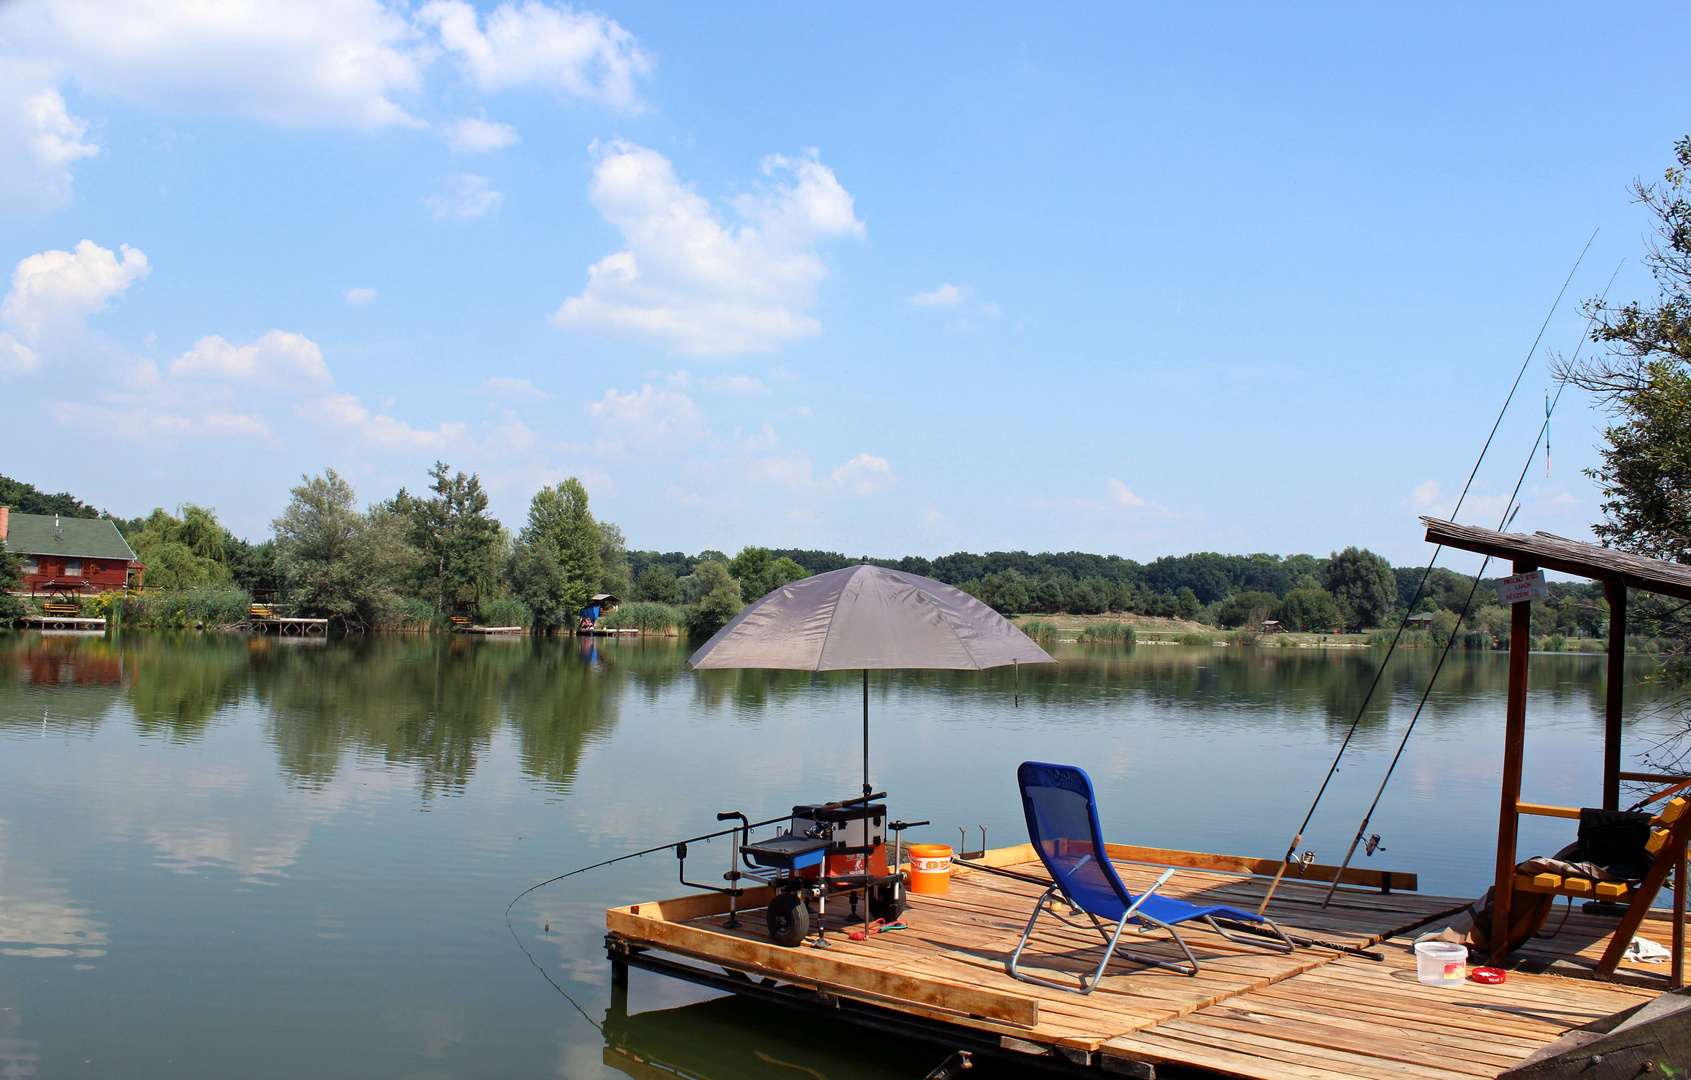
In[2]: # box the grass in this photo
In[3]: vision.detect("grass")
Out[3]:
[477,597,533,628]
[1079,623,1136,644]
[600,601,687,634]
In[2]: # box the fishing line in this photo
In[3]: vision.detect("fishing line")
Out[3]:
[1256,231,1597,914]
[1316,259,1624,907]
[503,810,795,1018]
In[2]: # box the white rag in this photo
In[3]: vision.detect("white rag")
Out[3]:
[1625,936,1671,963]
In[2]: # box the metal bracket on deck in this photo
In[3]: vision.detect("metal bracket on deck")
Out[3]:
[924,1050,973,1079]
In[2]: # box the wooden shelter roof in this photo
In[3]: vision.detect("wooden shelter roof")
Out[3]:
[1421,516,1691,601]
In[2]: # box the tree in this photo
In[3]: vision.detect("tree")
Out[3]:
[687,561,743,638]
[406,462,503,612]
[1217,589,1280,629]
[0,539,25,622]
[598,521,632,597]
[1324,546,1398,630]
[1280,580,1344,632]
[729,546,775,601]
[272,470,419,628]
[508,478,600,629]
[770,556,807,590]
[128,506,235,588]
[634,564,684,605]
[1555,136,1691,751]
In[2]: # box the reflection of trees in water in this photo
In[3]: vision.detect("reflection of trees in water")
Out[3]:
[123,633,253,740]
[254,636,627,797]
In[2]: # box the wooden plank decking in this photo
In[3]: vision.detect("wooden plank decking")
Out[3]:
[607,847,1670,1078]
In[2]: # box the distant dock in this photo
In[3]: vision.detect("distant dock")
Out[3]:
[246,616,329,637]
[17,614,106,631]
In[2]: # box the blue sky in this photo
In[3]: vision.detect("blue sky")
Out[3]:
[1,3,1687,570]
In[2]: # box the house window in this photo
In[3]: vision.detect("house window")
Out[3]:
[65,559,82,577]
[23,556,37,574]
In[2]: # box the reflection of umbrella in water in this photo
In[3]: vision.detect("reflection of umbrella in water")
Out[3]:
[689,562,1056,797]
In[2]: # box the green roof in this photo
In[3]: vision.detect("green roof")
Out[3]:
[3,512,138,561]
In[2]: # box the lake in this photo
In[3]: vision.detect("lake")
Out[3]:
[0,631,1672,1079]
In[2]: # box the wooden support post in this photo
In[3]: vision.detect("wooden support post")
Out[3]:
[1676,847,1687,990]
[1491,561,1535,965]
[1599,806,1691,975]
[1604,580,1627,811]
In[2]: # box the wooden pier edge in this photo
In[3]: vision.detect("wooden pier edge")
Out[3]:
[968,841,1417,893]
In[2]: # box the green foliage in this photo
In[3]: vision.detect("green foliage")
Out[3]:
[600,601,686,633]
[1178,632,1212,645]
[1428,609,1461,648]
[509,478,601,630]
[1280,583,1344,632]
[729,546,775,602]
[477,596,534,628]
[1324,546,1398,630]
[0,473,107,519]
[1080,623,1136,643]
[598,521,632,597]
[273,470,420,630]
[129,505,236,588]
[396,596,445,630]
[633,563,684,605]
[404,462,503,612]
[0,542,25,622]
[686,561,743,639]
[119,587,251,628]
[1019,619,1059,642]
[1216,589,1280,629]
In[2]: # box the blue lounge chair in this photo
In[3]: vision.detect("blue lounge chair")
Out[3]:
[1007,761,1295,991]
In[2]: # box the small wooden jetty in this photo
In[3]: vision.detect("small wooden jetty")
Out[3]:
[579,626,640,636]
[607,844,1668,1078]
[245,615,328,637]
[16,613,106,631]
[460,625,527,635]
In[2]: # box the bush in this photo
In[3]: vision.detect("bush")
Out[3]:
[1080,623,1136,644]
[1020,620,1059,642]
[600,601,686,634]
[1545,633,1568,652]
[477,596,533,628]
[119,587,251,628]
[1179,632,1212,645]
[395,596,445,631]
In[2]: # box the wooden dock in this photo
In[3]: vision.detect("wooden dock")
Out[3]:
[246,616,328,637]
[16,614,106,631]
[606,845,1668,1078]
[580,627,640,636]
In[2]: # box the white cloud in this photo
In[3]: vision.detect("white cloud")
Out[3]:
[426,173,502,219]
[344,287,377,305]
[0,65,99,219]
[553,141,864,355]
[1410,479,1442,510]
[750,454,814,490]
[832,452,896,496]
[295,392,467,449]
[1106,478,1147,508]
[443,114,518,153]
[706,374,769,395]
[586,381,707,452]
[1,239,148,345]
[420,0,652,111]
[168,330,333,390]
[0,333,39,373]
[480,375,551,399]
[7,0,430,130]
[923,507,944,526]
[911,283,966,308]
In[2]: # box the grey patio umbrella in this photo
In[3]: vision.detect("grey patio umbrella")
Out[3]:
[689,562,1056,797]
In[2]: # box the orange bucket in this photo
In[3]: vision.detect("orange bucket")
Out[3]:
[907,844,953,895]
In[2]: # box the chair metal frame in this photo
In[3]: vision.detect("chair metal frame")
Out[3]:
[1006,762,1297,992]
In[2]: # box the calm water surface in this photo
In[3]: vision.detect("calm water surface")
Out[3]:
[0,632,1671,1079]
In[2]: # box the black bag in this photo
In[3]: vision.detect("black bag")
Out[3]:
[1557,808,1654,881]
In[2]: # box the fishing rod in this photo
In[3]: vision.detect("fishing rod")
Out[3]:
[952,858,1382,959]
[1316,259,1625,908]
[1255,230,1598,916]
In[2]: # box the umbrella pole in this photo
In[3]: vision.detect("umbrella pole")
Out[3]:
[862,669,870,797]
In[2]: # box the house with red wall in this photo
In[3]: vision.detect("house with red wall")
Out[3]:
[0,506,143,594]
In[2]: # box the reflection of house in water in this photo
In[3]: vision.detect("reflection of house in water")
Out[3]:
[18,638,127,687]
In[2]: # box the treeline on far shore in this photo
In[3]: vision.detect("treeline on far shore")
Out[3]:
[0,469,1660,648]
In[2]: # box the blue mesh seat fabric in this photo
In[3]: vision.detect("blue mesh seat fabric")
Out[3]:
[1007,761,1295,992]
